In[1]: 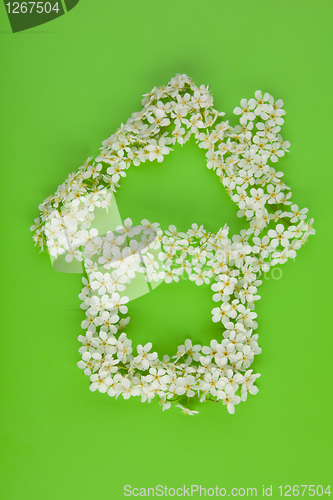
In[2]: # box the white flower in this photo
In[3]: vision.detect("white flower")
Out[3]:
[100,355,120,375]
[223,370,245,394]
[175,375,197,397]
[235,345,256,369]
[98,331,117,355]
[175,404,199,415]
[248,188,269,210]
[172,125,186,145]
[268,223,293,248]
[211,303,233,323]
[187,223,204,238]
[164,267,180,284]
[116,217,141,238]
[220,393,241,414]
[91,272,112,295]
[107,374,123,397]
[75,227,99,246]
[116,333,132,362]
[46,238,66,258]
[236,305,257,328]
[264,142,285,162]
[98,310,119,332]
[253,90,271,118]
[287,204,309,223]
[134,343,157,370]
[271,249,288,266]
[83,162,102,179]
[159,398,171,411]
[153,100,172,119]
[189,267,212,286]
[146,138,172,162]
[233,98,256,124]
[109,292,129,314]
[77,351,97,376]
[173,339,201,363]
[89,373,112,393]
[215,274,238,296]
[116,378,140,399]
[192,90,209,109]
[88,294,113,315]
[202,339,223,359]
[64,247,83,263]
[201,371,226,397]
[241,369,260,400]
[252,235,273,258]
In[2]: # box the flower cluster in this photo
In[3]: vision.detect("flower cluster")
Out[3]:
[31,74,314,414]
[76,220,262,414]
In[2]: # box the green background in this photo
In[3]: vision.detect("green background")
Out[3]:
[0,1,332,498]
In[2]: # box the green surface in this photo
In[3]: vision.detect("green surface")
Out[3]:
[0,1,332,499]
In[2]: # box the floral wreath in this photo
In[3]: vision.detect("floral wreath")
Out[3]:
[31,74,314,415]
